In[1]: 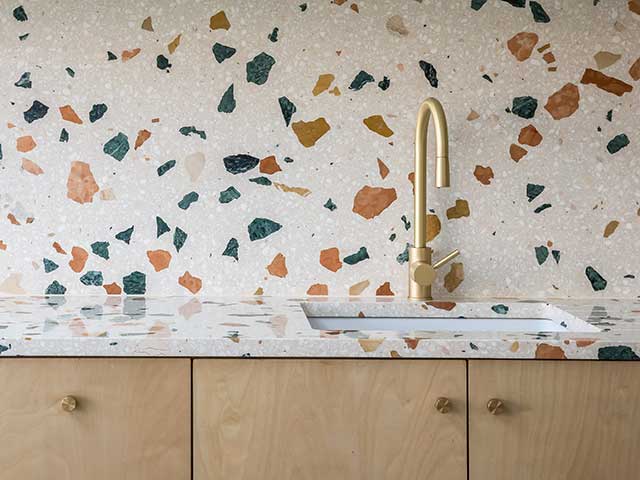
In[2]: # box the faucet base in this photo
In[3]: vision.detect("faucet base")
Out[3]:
[408,247,434,301]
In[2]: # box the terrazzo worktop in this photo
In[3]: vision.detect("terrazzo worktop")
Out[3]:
[0,295,639,359]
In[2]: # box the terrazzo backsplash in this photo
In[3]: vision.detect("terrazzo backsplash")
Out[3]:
[0,0,638,298]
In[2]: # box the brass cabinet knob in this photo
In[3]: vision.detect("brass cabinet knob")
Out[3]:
[410,261,436,287]
[61,395,77,412]
[486,398,504,415]
[434,397,451,414]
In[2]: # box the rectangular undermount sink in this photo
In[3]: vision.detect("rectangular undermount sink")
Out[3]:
[302,301,599,334]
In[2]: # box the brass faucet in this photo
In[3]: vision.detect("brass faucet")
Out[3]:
[408,98,460,300]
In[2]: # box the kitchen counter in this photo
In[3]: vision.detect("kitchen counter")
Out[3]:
[0,295,639,359]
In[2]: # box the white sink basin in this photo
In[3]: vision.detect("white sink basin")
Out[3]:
[303,301,599,334]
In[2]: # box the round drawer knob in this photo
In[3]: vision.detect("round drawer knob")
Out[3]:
[486,398,504,415]
[61,395,77,412]
[434,397,451,414]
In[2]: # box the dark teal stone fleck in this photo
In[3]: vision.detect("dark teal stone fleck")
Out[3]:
[174,227,187,252]
[283,156,294,163]
[471,0,488,10]
[299,3,308,11]
[115,226,134,244]
[268,27,279,42]
[250,176,272,186]
[23,100,49,123]
[45,280,67,295]
[219,186,241,203]
[530,1,550,22]
[552,250,561,264]
[378,76,390,91]
[179,126,206,140]
[501,0,525,6]
[396,243,410,264]
[248,218,282,241]
[535,245,549,265]
[13,5,28,21]
[14,72,31,88]
[178,191,199,210]
[91,241,110,260]
[606,110,613,122]
[598,346,639,360]
[511,96,538,119]
[389,233,397,241]
[212,43,236,63]
[419,61,438,88]
[246,52,276,85]
[156,216,171,237]
[103,132,130,161]
[534,203,552,213]
[218,84,236,113]
[324,198,337,211]
[526,183,545,202]
[156,54,172,71]
[491,304,509,315]
[107,51,118,61]
[0,144,3,160]
[157,159,176,176]
[19,33,29,41]
[0,344,9,354]
[586,266,607,291]
[349,70,375,91]
[278,96,297,126]
[224,154,259,174]
[401,215,411,230]
[43,258,59,273]
[89,103,108,123]
[222,238,239,261]
[80,271,103,286]
[66,67,75,77]
[59,129,69,142]
[123,271,146,295]
[606,134,629,154]
[343,247,370,265]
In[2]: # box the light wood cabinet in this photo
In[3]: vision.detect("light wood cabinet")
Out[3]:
[194,359,467,480]
[469,360,640,479]
[0,358,190,480]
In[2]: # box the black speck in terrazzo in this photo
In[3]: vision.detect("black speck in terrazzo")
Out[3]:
[156,216,171,238]
[530,1,551,22]
[224,154,260,174]
[598,345,639,360]
[491,304,509,314]
[80,271,104,286]
[534,203,552,213]
[107,51,118,61]
[219,186,241,204]
[624,274,635,279]
[115,226,134,244]
[43,258,59,273]
[23,100,49,123]
[552,250,561,264]
[324,198,337,211]
[246,52,276,85]
[470,342,479,350]
[157,159,176,176]
[173,227,187,252]
[123,271,146,295]
[299,3,308,12]
[527,183,545,202]
[222,238,239,261]
[389,233,397,241]
[66,67,75,77]
[179,126,206,140]
[218,84,236,113]
[511,96,538,119]
[418,61,439,88]
[278,96,297,126]
[45,280,67,295]
[14,72,31,88]
[606,110,613,122]
[586,266,607,291]
[13,5,28,21]
[482,74,493,83]
[268,27,279,42]
[212,43,237,63]
[18,33,29,41]
[178,191,199,210]
[501,0,525,7]
[283,156,294,163]
[343,247,370,265]
[606,134,629,154]
[349,70,375,91]
[91,241,110,260]
[401,215,411,230]
[471,0,488,10]
[249,176,272,186]
[248,218,282,241]
[103,132,130,161]
[89,103,108,123]
[378,76,390,91]
[59,128,69,142]
[535,245,549,265]
[156,54,172,71]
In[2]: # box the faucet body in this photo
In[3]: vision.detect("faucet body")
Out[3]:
[408,98,459,300]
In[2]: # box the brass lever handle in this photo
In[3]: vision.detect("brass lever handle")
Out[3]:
[61,395,77,412]
[432,249,460,270]
[434,397,451,414]
[486,398,504,415]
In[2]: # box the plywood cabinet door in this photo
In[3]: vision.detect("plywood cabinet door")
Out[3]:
[194,359,466,480]
[469,360,640,480]
[0,358,190,480]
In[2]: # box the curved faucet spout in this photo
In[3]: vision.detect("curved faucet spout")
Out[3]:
[414,97,450,249]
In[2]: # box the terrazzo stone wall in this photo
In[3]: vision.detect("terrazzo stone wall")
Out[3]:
[1,0,639,298]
